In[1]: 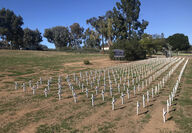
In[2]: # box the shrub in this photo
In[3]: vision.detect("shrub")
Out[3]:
[84,60,91,65]
[109,39,146,61]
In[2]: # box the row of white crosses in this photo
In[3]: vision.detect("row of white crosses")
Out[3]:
[136,58,184,115]
[49,57,182,111]
[63,59,146,104]
[13,57,183,109]
[64,57,181,107]
[104,59,166,91]
[14,76,54,99]
[115,58,184,111]
[82,58,167,99]
[163,58,188,123]
[15,58,168,98]
[15,77,43,92]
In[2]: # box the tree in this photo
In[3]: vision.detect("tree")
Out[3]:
[166,33,190,51]
[87,12,115,51]
[110,39,146,60]
[112,0,148,40]
[23,28,42,49]
[87,16,107,51]
[104,10,115,46]
[44,26,70,49]
[83,28,100,48]
[107,18,113,46]
[0,8,24,49]
[69,23,84,48]
[139,33,166,56]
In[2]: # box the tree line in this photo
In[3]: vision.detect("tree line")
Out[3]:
[0,0,191,55]
[0,0,149,50]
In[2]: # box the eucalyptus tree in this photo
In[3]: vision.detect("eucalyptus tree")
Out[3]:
[0,8,24,49]
[44,26,71,49]
[23,28,42,49]
[113,0,149,40]
[69,23,84,48]
[87,12,114,51]
[83,28,100,48]
[86,16,107,51]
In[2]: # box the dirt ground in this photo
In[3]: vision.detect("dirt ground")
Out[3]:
[0,53,190,133]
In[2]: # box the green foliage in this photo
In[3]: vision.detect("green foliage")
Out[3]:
[166,33,190,51]
[113,0,149,40]
[86,0,149,53]
[69,23,84,48]
[23,28,42,49]
[86,16,107,51]
[110,39,146,61]
[0,8,24,49]
[139,33,167,56]
[36,44,48,51]
[0,41,6,48]
[84,60,90,65]
[83,28,101,49]
[44,26,71,49]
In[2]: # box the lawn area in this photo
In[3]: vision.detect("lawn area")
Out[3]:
[0,50,110,84]
[0,50,107,73]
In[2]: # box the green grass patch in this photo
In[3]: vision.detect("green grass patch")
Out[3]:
[36,124,61,133]
[141,113,151,123]
[98,121,115,133]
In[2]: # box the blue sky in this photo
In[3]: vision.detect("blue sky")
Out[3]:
[0,0,192,48]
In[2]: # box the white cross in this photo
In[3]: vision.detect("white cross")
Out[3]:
[85,88,89,98]
[127,88,130,99]
[22,83,26,92]
[147,91,149,103]
[32,85,36,95]
[112,97,116,110]
[73,92,77,103]
[101,89,105,101]
[44,88,48,97]
[163,108,167,123]
[143,95,145,108]
[167,99,169,113]
[133,86,136,96]
[91,94,94,107]
[137,101,140,115]
[120,92,125,104]
[95,86,98,95]
[15,82,18,90]
[58,89,61,100]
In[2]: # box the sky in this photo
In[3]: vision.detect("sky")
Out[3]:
[0,0,192,48]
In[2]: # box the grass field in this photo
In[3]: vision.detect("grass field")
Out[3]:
[0,50,191,133]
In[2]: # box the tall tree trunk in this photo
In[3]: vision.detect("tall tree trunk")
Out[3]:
[102,34,104,53]
[108,38,112,46]
[128,23,131,40]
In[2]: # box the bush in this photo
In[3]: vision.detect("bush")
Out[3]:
[36,44,48,51]
[109,39,146,61]
[84,60,91,65]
